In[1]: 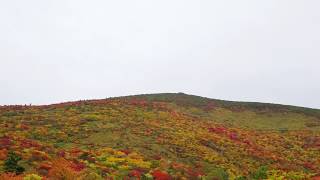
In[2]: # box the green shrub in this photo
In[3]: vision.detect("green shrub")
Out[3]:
[205,168,229,180]
[82,114,101,121]
[3,111,19,117]
[141,173,153,180]
[234,176,247,180]
[251,166,268,180]
[4,151,25,174]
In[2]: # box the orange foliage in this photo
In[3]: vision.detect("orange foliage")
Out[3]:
[0,173,23,180]
[0,149,7,160]
[48,158,80,180]
[38,162,52,176]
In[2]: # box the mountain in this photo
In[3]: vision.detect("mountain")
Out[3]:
[0,93,319,179]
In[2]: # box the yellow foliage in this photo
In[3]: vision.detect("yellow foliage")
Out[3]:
[23,174,42,180]
[113,150,125,157]
[100,148,114,154]
[106,156,125,164]
[118,165,130,170]
[127,152,143,159]
[127,158,151,169]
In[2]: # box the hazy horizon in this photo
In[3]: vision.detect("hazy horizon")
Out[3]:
[1,0,319,109]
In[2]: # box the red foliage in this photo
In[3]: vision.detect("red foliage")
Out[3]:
[129,170,142,178]
[170,111,180,118]
[208,127,227,134]
[144,129,153,136]
[100,167,112,174]
[303,162,316,170]
[69,148,83,158]
[303,136,320,149]
[57,150,66,157]
[156,136,165,144]
[129,99,148,107]
[69,148,82,154]
[204,102,216,111]
[152,102,168,110]
[186,168,205,178]
[152,170,171,180]
[153,155,162,160]
[0,136,12,148]
[19,124,30,130]
[243,139,252,145]
[120,149,131,155]
[171,162,184,171]
[70,161,86,172]
[20,139,40,148]
[208,126,242,142]
[229,132,239,141]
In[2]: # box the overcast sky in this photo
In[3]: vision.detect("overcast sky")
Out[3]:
[0,0,319,109]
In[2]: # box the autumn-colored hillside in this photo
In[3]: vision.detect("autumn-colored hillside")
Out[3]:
[0,93,319,180]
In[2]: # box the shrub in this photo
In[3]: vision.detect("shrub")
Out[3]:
[251,166,268,180]
[141,173,154,180]
[81,114,101,121]
[4,151,25,175]
[3,111,19,117]
[234,176,247,180]
[205,168,229,180]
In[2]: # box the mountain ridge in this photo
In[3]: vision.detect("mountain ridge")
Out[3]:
[2,92,319,112]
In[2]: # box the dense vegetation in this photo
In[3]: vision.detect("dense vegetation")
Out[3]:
[0,93,319,179]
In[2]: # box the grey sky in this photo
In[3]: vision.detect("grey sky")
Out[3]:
[0,0,319,108]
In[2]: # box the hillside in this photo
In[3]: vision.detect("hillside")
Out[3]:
[0,93,319,179]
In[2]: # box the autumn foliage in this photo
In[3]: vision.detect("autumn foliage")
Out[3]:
[0,93,319,179]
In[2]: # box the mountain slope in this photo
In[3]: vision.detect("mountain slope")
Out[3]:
[0,93,319,179]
